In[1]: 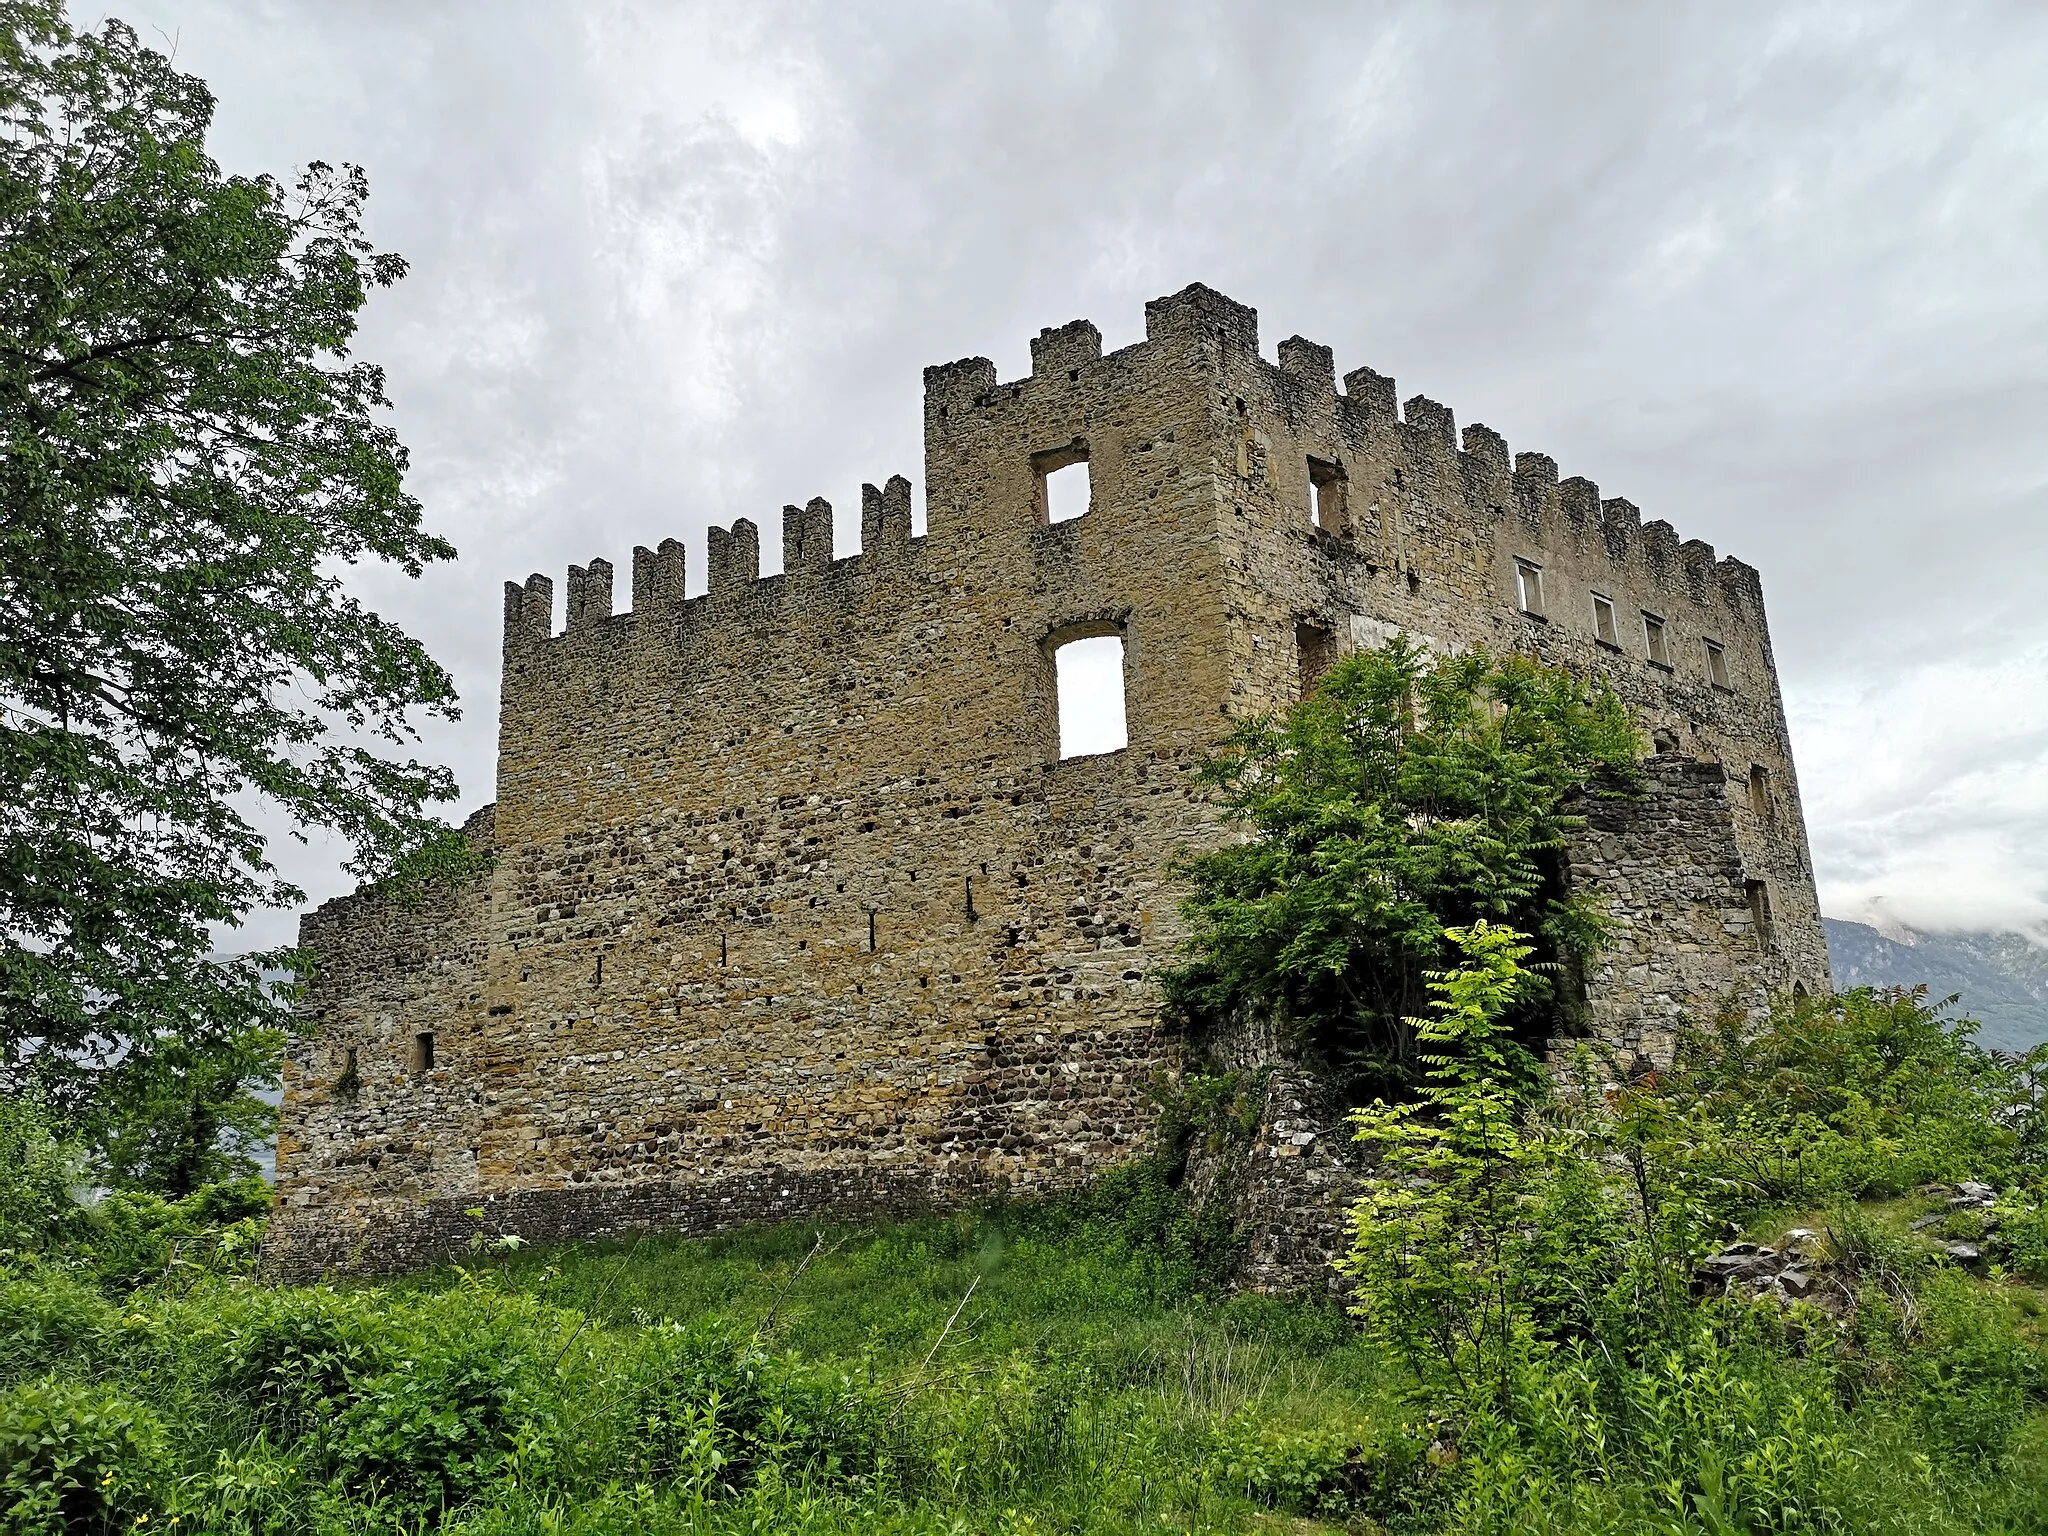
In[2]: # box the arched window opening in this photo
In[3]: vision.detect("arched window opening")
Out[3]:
[1053,633,1128,759]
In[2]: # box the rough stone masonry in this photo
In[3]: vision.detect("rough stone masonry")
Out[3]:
[263,284,1830,1281]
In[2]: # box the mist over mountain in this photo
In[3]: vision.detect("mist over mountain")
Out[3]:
[1825,919,2048,1052]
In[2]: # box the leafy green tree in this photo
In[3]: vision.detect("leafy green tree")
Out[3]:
[0,3,475,1174]
[1161,637,1642,1093]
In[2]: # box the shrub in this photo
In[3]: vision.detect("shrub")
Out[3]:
[1161,639,1642,1098]
[0,1377,163,1535]
[211,1286,394,1443]
[324,1312,546,1523]
[1208,1411,1423,1517]
[1996,1187,2048,1283]
[1342,922,1641,1406]
[0,1274,114,1384]
[1654,987,2027,1208]
[0,1098,85,1258]
[615,1317,874,1495]
[77,1177,270,1292]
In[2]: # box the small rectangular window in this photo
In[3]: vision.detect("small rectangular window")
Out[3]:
[1745,879,1775,950]
[1306,456,1347,535]
[1295,620,1335,698]
[1704,639,1730,689]
[1514,559,1545,617]
[1643,612,1670,667]
[1748,764,1772,819]
[410,1031,435,1074]
[1591,593,1618,647]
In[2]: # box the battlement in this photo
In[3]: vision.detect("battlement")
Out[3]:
[502,477,923,658]
[917,285,1762,635]
[507,282,1773,736]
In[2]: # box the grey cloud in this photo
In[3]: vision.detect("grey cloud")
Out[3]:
[107,0,2048,944]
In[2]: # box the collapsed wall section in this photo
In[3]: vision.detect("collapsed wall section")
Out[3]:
[267,806,496,1273]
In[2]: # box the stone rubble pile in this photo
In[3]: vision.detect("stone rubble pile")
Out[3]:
[1694,1179,2011,1303]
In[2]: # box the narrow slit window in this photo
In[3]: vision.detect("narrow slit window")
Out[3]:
[1306,456,1346,534]
[1035,441,1091,525]
[1591,593,1619,647]
[1705,638,1731,689]
[1514,559,1545,617]
[1643,612,1670,666]
[410,1031,435,1074]
[1748,764,1772,819]
[1052,632,1128,759]
[1745,879,1775,950]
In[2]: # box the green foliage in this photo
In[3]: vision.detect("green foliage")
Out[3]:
[211,1284,393,1442]
[0,3,478,1156]
[1341,922,1675,1418]
[2000,1196,2048,1283]
[1162,638,1642,1093]
[0,1169,2041,1535]
[1335,951,2048,1534]
[324,1308,546,1523]
[92,1024,282,1196]
[0,1273,113,1384]
[73,1176,269,1292]
[1648,985,2034,1209]
[0,1377,163,1534]
[0,1095,81,1256]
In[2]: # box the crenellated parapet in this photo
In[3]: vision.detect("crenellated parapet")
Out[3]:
[499,476,927,675]
[1300,365,1769,632]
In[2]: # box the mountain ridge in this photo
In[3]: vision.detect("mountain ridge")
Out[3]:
[1824,918,2048,1051]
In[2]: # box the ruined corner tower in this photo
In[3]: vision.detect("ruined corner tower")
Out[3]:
[265,284,1828,1280]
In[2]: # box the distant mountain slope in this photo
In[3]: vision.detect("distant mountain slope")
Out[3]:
[1825,919,2048,1052]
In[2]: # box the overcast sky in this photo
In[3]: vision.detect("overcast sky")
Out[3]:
[103,0,2048,948]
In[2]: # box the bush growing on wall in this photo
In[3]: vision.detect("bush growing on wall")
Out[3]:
[1162,638,1642,1098]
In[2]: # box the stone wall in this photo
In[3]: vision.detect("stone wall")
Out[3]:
[267,283,1830,1282]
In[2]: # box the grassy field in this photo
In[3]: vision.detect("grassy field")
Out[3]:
[6,1167,2048,1534]
[8,984,2048,1533]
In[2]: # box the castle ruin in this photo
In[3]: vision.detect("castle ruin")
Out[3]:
[264,284,1829,1280]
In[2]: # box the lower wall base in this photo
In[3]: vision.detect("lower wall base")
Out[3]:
[259,1161,1026,1283]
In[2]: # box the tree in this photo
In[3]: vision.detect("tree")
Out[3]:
[0,2,476,1179]
[1160,638,1642,1096]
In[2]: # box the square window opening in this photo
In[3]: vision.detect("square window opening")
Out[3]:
[1035,442,1091,525]
[1643,612,1670,666]
[1515,559,1545,617]
[1705,638,1731,689]
[1052,632,1128,759]
[410,1031,435,1074]
[1592,593,1619,647]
